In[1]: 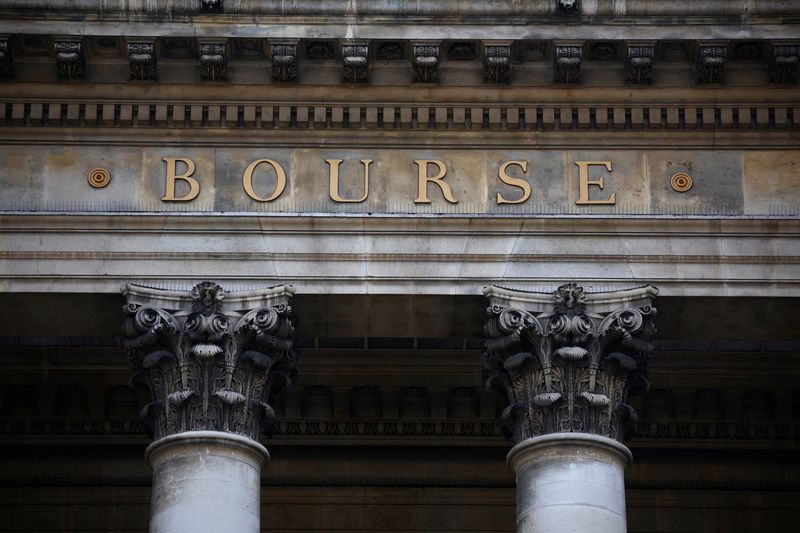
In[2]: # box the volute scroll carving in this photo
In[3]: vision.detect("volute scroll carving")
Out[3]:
[122,282,297,442]
[482,283,657,445]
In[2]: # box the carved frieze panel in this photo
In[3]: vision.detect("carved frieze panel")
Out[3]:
[198,41,227,81]
[271,41,298,82]
[202,0,222,13]
[128,41,156,81]
[626,42,655,84]
[483,42,511,84]
[412,42,440,83]
[697,43,728,84]
[769,42,799,84]
[556,0,579,14]
[121,282,297,441]
[0,39,11,79]
[342,41,369,83]
[554,43,583,83]
[54,40,84,80]
[483,284,657,445]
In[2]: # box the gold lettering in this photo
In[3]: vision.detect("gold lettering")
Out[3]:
[414,159,457,204]
[326,159,371,203]
[496,161,531,205]
[162,157,199,202]
[575,160,616,205]
[242,159,287,202]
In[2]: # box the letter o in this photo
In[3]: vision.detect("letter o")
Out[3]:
[242,159,287,202]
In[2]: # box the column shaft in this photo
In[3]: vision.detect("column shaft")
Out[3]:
[147,431,269,533]
[508,433,631,533]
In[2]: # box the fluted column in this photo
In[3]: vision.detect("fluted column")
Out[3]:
[121,282,297,533]
[483,284,658,533]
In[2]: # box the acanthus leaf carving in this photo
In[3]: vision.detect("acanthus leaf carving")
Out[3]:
[271,42,298,82]
[626,43,655,84]
[555,44,582,84]
[412,42,440,84]
[483,44,511,84]
[54,40,84,80]
[342,42,369,84]
[199,42,227,81]
[769,43,799,84]
[697,44,727,84]
[483,284,657,445]
[128,41,156,81]
[122,282,297,441]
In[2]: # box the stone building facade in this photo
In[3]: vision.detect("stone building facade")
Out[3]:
[0,1,798,532]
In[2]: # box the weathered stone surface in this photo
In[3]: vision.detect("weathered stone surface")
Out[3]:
[147,431,268,533]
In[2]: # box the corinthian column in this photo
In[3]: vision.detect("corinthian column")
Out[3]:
[121,282,297,533]
[483,284,658,533]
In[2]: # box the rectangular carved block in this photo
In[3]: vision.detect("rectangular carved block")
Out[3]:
[11,102,25,123]
[719,107,734,128]
[400,107,412,126]
[314,106,327,127]
[648,107,662,128]
[524,107,537,128]
[578,107,591,129]
[489,107,502,128]
[119,104,133,126]
[189,105,203,126]
[365,107,378,128]
[296,106,309,127]
[774,107,787,128]
[560,107,573,128]
[595,107,608,129]
[278,105,292,127]
[756,107,769,129]
[84,104,97,124]
[47,103,61,123]
[28,103,42,123]
[206,105,220,126]
[506,107,519,129]
[225,105,238,125]
[630,108,644,129]
[738,107,752,128]
[452,107,465,128]
[67,103,80,122]
[702,107,715,129]
[331,106,344,127]
[667,107,680,129]
[102,104,115,126]
[260,106,274,128]
[435,107,448,128]
[542,107,555,128]
[684,107,698,129]
[470,107,482,129]
[613,107,626,130]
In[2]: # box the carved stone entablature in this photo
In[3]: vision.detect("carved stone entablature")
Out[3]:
[201,0,222,13]
[198,41,227,81]
[554,43,583,83]
[0,38,11,80]
[121,282,297,442]
[342,41,369,83]
[697,42,727,84]
[769,42,799,84]
[271,41,298,82]
[626,42,655,84]
[54,40,84,80]
[128,41,156,81]
[483,42,511,84]
[412,42,440,84]
[556,0,579,14]
[482,284,658,445]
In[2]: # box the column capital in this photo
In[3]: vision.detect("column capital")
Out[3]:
[121,281,297,442]
[482,283,658,445]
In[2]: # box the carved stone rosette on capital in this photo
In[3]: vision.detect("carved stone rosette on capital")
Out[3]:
[482,284,657,445]
[121,282,297,442]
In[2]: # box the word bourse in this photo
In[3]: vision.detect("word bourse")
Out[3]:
[161,157,623,205]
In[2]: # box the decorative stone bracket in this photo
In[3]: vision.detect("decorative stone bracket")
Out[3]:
[482,284,658,445]
[121,282,297,442]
